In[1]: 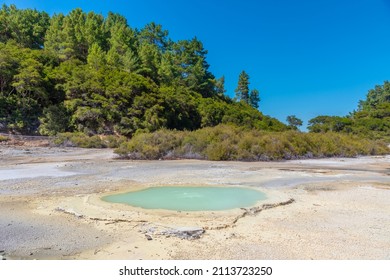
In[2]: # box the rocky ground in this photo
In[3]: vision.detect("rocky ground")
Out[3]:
[0,144,389,260]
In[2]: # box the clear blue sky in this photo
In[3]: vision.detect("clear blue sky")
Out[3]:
[4,0,390,129]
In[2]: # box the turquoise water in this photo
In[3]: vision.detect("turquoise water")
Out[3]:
[102,186,266,211]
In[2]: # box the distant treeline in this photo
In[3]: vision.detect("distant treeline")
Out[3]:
[308,81,390,141]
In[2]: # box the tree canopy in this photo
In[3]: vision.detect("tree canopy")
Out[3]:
[308,80,390,140]
[0,5,287,135]
[234,70,260,109]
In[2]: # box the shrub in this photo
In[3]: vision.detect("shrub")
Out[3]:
[53,132,127,148]
[114,125,390,160]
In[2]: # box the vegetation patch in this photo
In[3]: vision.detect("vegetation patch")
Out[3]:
[114,125,390,161]
[53,132,126,148]
[0,5,287,136]
[308,81,390,141]
[0,135,9,142]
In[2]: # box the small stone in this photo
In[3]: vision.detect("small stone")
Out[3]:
[145,234,153,241]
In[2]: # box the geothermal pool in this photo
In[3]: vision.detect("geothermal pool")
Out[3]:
[102,186,267,211]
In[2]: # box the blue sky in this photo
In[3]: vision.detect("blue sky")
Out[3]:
[3,0,390,129]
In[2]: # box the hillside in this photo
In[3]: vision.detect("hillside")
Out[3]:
[0,5,287,136]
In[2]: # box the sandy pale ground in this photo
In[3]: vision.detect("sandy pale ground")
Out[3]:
[0,145,389,260]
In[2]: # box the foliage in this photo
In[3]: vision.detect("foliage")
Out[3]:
[235,71,250,103]
[286,115,303,130]
[53,132,126,148]
[234,70,260,108]
[0,5,287,136]
[308,81,390,141]
[249,89,260,108]
[0,4,50,49]
[38,104,70,136]
[358,81,390,110]
[114,125,389,160]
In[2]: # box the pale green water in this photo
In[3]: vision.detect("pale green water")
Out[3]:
[102,186,266,211]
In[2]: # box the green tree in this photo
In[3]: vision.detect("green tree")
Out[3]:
[38,104,70,135]
[214,76,226,96]
[139,22,170,51]
[235,70,250,103]
[358,81,390,111]
[138,43,160,82]
[1,5,293,136]
[158,51,176,85]
[0,4,11,43]
[308,116,352,133]
[44,13,66,59]
[12,57,46,102]
[84,12,105,49]
[286,115,303,130]
[171,38,215,97]
[249,89,260,108]
[1,4,50,49]
[123,48,140,73]
[87,43,106,70]
[0,41,19,93]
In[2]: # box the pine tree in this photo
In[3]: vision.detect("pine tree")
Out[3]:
[249,89,260,108]
[235,70,249,103]
[215,76,226,96]
[87,43,106,70]
[44,13,66,59]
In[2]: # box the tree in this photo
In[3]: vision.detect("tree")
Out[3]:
[0,5,292,136]
[38,104,70,135]
[235,70,250,103]
[138,42,160,82]
[44,13,66,59]
[139,22,170,51]
[87,43,106,70]
[84,12,105,49]
[12,57,46,102]
[214,76,226,96]
[249,89,260,108]
[307,115,352,133]
[0,41,19,93]
[170,38,215,97]
[1,5,50,49]
[358,81,390,111]
[286,115,303,130]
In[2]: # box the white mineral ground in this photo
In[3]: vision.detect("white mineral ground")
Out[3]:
[0,145,389,260]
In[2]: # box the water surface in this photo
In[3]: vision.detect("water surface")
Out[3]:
[102,186,266,211]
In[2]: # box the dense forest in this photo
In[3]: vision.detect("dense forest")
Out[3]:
[0,5,389,160]
[0,4,286,136]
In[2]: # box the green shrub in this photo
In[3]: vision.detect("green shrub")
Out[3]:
[53,132,129,148]
[205,140,236,161]
[114,125,390,161]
